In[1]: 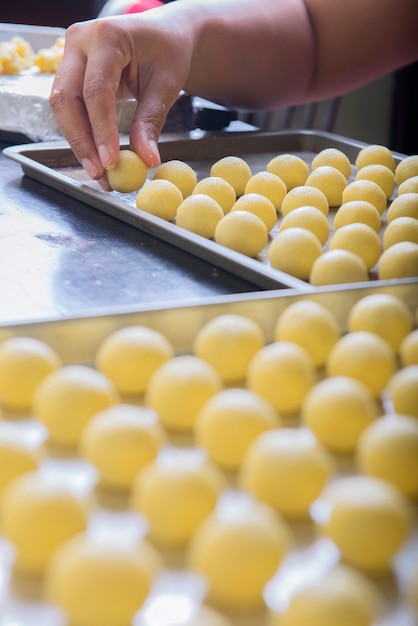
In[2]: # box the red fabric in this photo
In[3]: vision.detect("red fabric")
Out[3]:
[124,0,164,12]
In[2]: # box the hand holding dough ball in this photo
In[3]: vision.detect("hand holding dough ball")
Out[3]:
[176,194,224,238]
[231,192,277,232]
[267,153,309,190]
[281,185,329,216]
[342,179,387,215]
[107,150,148,193]
[309,249,369,286]
[240,428,334,519]
[33,365,119,447]
[0,337,61,411]
[317,475,412,573]
[1,470,88,574]
[195,388,280,471]
[152,159,197,197]
[214,210,268,257]
[96,325,174,396]
[193,176,236,214]
[355,143,395,172]
[80,404,166,491]
[311,147,352,179]
[301,376,380,453]
[135,179,183,220]
[383,216,418,249]
[279,205,330,245]
[188,498,292,610]
[355,163,395,199]
[45,533,162,626]
[210,155,252,197]
[305,165,348,207]
[193,313,265,383]
[244,170,287,211]
[268,227,323,281]
[378,241,418,280]
[131,449,225,547]
[145,355,223,431]
[387,365,418,418]
[329,223,381,270]
[395,154,418,186]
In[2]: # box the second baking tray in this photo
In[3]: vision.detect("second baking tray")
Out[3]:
[3,129,406,291]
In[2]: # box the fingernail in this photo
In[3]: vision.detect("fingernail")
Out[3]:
[147,139,160,167]
[81,158,100,179]
[98,144,113,170]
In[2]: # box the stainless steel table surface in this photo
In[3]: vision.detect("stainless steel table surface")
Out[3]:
[0,137,264,325]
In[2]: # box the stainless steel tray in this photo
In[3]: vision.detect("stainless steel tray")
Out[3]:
[4,130,407,292]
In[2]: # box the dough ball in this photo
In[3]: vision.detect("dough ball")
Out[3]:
[305,165,348,207]
[80,404,166,491]
[355,164,395,199]
[210,155,252,197]
[244,171,287,211]
[395,154,418,186]
[387,192,418,222]
[312,147,352,179]
[318,475,412,573]
[1,470,88,574]
[333,200,381,233]
[274,300,341,368]
[247,341,316,415]
[131,449,225,547]
[45,533,162,626]
[400,328,418,366]
[279,205,330,245]
[188,497,291,610]
[378,241,418,280]
[301,376,380,453]
[0,433,41,505]
[268,227,323,281]
[281,185,329,217]
[193,313,265,383]
[214,210,268,257]
[348,293,413,352]
[326,331,396,398]
[193,176,236,214]
[398,175,418,195]
[0,336,61,411]
[152,159,197,197]
[135,179,183,220]
[309,249,369,286]
[176,194,224,239]
[329,223,381,270]
[145,355,223,432]
[342,179,387,215]
[96,325,174,396]
[387,365,418,418]
[33,365,119,447]
[195,388,280,471]
[355,144,395,172]
[240,428,334,518]
[383,216,418,249]
[356,414,418,498]
[107,150,148,193]
[231,192,277,232]
[267,154,309,190]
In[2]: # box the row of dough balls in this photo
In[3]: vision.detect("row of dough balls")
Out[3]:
[0,35,65,74]
[107,146,418,285]
[0,294,417,625]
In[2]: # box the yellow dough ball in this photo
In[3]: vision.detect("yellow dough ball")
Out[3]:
[210,155,252,197]
[378,241,418,280]
[195,388,280,471]
[0,434,41,505]
[279,205,330,245]
[281,185,329,216]
[214,210,268,257]
[305,165,348,207]
[152,159,197,198]
[333,200,381,233]
[1,470,88,574]
[267,154,309,190]
[355,164,395,199]
[398,174,418,195]
[355,144,396,172]
[45,533,162,626]
[231,192,277,232]
[80,404,166,491]
[395,154,418,186]
[270,564,382,626]
[383,216,418,250]
[188,498,291,610]
[240,428,334,519]
[268,227,323,281]
[145,355,223,431]
[356,414,418,498]
[309,249,369,286]
[193,313,265,383]
[342,179,387,215]
[131,449,225,547]
[347,293,413,352]
[33,365,119,447]
[0,337,61,411]
[400,328,418,366]
[193,176,236,214]
[176,194,224,239]
[301,376,380,453]
[318,475,412,573]
[247,341,316,415]
[274,300,341,368]
[326,331,396,398]
[96,325,174,396]
[135,179,183,220]
[107,150,148,193]
[387,365,418,418]
[387,192,418,222]
[244,171,287,211]
[312,147,352,179]
[329,223,381,270]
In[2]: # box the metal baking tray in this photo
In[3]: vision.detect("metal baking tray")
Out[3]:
[0,281,417,626]
[4,130,408,291]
